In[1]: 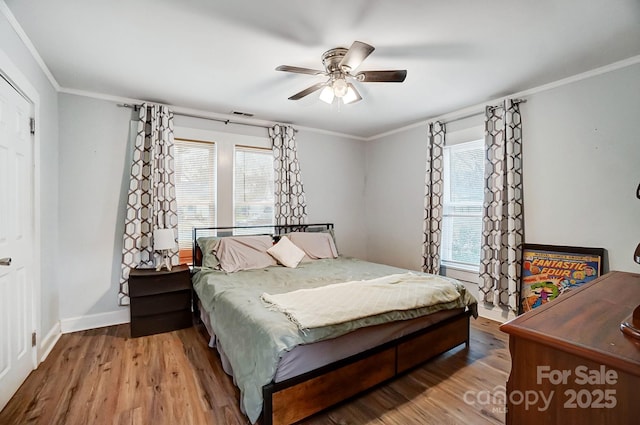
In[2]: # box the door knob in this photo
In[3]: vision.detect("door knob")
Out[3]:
[0,257,11,266]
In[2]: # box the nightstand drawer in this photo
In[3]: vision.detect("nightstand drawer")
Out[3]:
[129,269,190,297]
[130,310,192,338]
[130,290,191,317]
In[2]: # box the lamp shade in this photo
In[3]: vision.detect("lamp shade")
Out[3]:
[153,228,177,251]
[332,78,348,97]
[342,84,360,104]
[319,86,335,104]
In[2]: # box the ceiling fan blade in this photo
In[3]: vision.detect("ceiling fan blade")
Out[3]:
[276,65,325,75]
[339,41,375,72]
[356,70,407,83]
[288,82,327,100]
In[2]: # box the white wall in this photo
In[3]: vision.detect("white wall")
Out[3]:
[57,94,132,324]
[521,63,640,272]
[365,62,640,320]
[57,95,367,325]
[296,129,367,259]
[0,10,60,355]
[364,125,427,271]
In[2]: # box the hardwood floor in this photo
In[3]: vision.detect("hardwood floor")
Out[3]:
[0,317,509,425]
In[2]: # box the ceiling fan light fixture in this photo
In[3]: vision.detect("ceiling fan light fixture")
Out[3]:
[332,78,349,97]
[277,40,406,105]
[342,84,359,104]
[319,85,335,104]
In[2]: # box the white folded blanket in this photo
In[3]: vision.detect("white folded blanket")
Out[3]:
[261,272,461,330]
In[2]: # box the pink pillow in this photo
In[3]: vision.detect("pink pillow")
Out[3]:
[214,235,277,273]
[287,232,338,260]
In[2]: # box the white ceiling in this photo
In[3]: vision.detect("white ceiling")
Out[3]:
[5,0,640,138]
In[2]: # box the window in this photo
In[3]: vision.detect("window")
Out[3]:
[174,139,216,263]
[441,139,484,269]
[234,146,274,233]
[173,129,274,264]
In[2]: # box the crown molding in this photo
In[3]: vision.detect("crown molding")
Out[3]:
[0,1,60,91]
[366,54,640,141]
[59,87,366,141]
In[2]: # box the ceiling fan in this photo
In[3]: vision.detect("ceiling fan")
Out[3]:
[276,41,407,105]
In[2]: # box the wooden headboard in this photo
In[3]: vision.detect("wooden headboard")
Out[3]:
[191,223,334,266]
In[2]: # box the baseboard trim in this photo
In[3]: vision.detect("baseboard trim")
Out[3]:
[477,303,517,324]
[60,309,130,334]
[39,321,61,363]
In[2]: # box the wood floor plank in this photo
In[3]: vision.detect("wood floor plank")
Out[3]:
[0,317,508,425]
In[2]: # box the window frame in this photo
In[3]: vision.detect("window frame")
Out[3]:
[440,138,484,274]
[173,126,272,263]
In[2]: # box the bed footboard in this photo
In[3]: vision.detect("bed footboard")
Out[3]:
[262,310,471,425]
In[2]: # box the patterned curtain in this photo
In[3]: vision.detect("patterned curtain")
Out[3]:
[119,103,179,306]
[479,99,524,312]
[422,121,445,274]
[270,124,307,225]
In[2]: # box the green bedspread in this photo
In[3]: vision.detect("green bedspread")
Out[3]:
[192,257,477,424]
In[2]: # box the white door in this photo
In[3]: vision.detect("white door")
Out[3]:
[0,75,35,411]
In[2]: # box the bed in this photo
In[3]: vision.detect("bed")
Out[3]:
[191,223,478,425]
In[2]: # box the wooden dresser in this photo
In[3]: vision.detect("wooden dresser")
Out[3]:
[500,271,640,424]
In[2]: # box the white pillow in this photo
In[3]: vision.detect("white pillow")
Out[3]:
[267,236,306,268]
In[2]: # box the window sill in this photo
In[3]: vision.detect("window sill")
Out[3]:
[441,263,480,285]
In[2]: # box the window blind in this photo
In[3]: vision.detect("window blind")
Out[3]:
[174,139,217,250]
[442,139,484,267]
[234,146,274,233]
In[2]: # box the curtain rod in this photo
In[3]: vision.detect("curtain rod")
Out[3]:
[117,103,284,131]
[440,98,527,125]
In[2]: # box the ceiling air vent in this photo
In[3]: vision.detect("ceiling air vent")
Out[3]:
[232,111,254,117]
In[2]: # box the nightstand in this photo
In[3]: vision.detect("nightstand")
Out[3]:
[129,264,192,337]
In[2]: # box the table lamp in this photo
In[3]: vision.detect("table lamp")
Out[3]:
[153,228,177,271]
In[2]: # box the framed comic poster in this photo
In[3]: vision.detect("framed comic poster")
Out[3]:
[520,244,604,314]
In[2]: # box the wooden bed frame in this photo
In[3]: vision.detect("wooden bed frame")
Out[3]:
[192,224,471,425]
